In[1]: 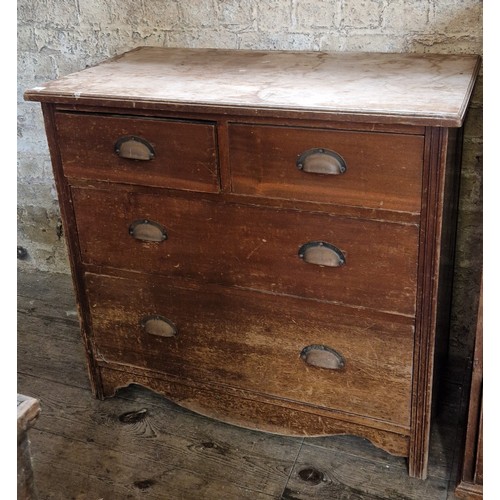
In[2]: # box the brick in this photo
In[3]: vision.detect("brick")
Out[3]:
[17,204,64,251]
[315,33,345,52]
[237,31,317,51]
[18,0,79,27]
[341,34,407,53]
[409,34,482,54]
[295,0,341,30]
[430,0,482,34]
[383,0,430,33]
[167,29,238,49]
[178,0,218,29]
[256,0,293,32]
[218,0,257,31]
[78,0,180,31]
[341,0,383,29]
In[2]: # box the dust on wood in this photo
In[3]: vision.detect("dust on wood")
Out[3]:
[17,269,469,499]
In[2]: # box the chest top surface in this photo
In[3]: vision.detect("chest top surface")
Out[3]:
[24,47,480,126]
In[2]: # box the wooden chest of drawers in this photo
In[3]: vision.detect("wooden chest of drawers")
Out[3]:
[25,47,479,479]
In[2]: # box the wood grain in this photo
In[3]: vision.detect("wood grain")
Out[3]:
[86,272,414,427]
[455,278,483,499]
[18,313,90,389]
[72,186,419,315]
[55,111,219,192]
[229,123,424,213]
[17,394,41,437]
[17,269,469,499]
[304,378,466,482]
[24,47,481,127]
[17,268,90,389]
[18,375,298,500]
[409,127,452,479]
[29,428,282,500]
[68,174,421,225]
[17,394,41,500]
[99,365,410,457]
[40,103,104,398]
[284,444,449,500]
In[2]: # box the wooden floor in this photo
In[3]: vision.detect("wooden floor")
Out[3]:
[18,269,471,500]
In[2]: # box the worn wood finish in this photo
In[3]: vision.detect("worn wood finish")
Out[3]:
[69,175,421,225]
[72,186,419,315]
[17,269,471,498]
[99,366,410,457]
[54,102,428,135]
[17,394,41,437]
[229,123,424,212]
[432,128,462,408]
[455,278,483,499]
[24,47,480,127]
[18,372,298,500]
[283,444,450,500]
[17,394,41,500]
[24,48,478,480]
[408,126,464,479]
[86,272,414,427]
[40,103,105,399]
[55,112,219,192]
[306,379,466,483]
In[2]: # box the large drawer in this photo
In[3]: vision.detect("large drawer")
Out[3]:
[72,187,419,315]
[86,273,414,427]
[55,112,219,192]
[228,124,424,213]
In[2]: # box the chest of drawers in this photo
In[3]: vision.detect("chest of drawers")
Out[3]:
[25,47,479,479]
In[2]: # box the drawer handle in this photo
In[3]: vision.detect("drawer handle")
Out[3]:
[141,315,178,338]
[298,241,346,267]
[300,345,345,370]
[296,148,346,175]
[115,135,155,161]
[129,219,168,242]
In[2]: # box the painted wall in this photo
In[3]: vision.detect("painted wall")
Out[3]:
[17,0,482,362]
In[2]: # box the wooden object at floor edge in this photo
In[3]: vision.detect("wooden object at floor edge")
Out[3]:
[456,277,483,499]
[17,394,41,500]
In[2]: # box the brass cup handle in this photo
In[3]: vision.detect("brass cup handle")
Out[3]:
[129,219,168,242]
[296,148,347,175]
[140,315,178,338]
[298,241,346,267]
[115,135,155,161]
[300,345,345,370]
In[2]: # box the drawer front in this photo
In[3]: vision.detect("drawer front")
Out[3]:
[72,187,419,315]
[229,124,424,213]
[55,112,219,192]
[87,273,414,427]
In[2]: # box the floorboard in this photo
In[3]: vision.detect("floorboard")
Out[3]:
[284,443,449,500]
[17,269,469,499]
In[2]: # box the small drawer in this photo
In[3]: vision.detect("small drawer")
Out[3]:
[86,273,414,427]
[228,124,424,213]
[55,112,219,192]
[72,187,419,315]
